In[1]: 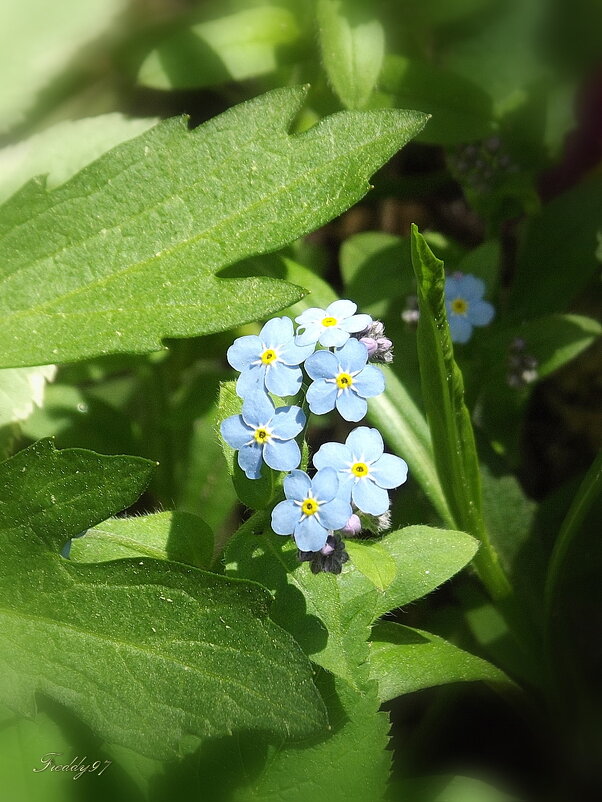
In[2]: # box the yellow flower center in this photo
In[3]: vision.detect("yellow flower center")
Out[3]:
[260,348,278,364]
[335,372,353,389]
[321,316,338,327]
[451,298,469,316]
[351,462,369,477]
[301,497,319,516]
[253,427,271,444]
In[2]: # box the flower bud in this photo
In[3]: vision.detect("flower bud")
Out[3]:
[356,320,394,363]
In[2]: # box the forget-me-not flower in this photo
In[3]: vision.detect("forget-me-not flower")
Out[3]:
[295,300,372,348]
[271,468,352,551]
[313,426,408,515]
[220,392,305,479]
[227,317,315,398]
[445,273,495,344]
[304,338,385,422]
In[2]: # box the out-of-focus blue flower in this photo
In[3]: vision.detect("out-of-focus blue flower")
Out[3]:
[313,426,408,515]
[271,468,352,551]
[304,339,385,422]
[295,300,372,348]
[227,316,315,398]
[445,273,494,344]
[220,392,305,479]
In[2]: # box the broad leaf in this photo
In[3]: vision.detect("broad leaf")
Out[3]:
[380,55,494,145]
[0,87,427,369]
[0,440,327,759]
[317,0,385,110]
[0,0,127,132]
[345,540,395,592]
[369,621,510,703]
[0,114,156,204]
[410,226,511,599]
[138,7,301,90]
[69,510,214,570]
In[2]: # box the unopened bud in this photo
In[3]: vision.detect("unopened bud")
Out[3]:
[340,513,362,536]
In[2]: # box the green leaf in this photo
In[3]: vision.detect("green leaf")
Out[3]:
[380,55,494,145]
[0,87,427,369]
[317,0,385,110]
[0,440,327,759]
[138,6,301,90]
[369,621,511,703]
[510,179,602,318]
[410,226,511,600]
[0,365,55,428]
[0,0,128,133]
[367,369,454,527]
[217,380,276,509]
[69,510,214,570]
[0,114,156,204]
[344,540,395,592]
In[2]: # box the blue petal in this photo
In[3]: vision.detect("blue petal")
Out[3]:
[260,316,294,347]
[284,469,312,501]
[445,275,462,298]
[307,380,338,415]
[241,391,274,427]
[271,405,306,439]
[339,313,372,333]
[319,497,353,530]
[304,349,338,380]
[220,415,252,450]
[370,453,408,489]
[352,365,385,398]
[336,338,368,372]
[265,362,302,396]
[264,439,301,472]
[294,515,328,552]
[279,338,315,365]
[345,426,383,462]
[468,299,495,326]
[336,390,367,422]
[236,364,264,398]
[295,307,325,325]
[325,299,356,319]
[271,499,299,535]
[449,315,473,344]
[456,274,485,301]
[352,478,390,515]
[295,321,324,347]
[238,442,264,479]
[318,327,349,347]
[313,441,351,472]
[311,466,339,503]
[227,335,262,371]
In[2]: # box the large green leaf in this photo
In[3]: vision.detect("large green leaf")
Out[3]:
[0,0,127,132]
[317,0,385,110]
[369,621,510,703]
[0,440,327,759]
[0,87,427,369]
[410,226,510,600]
[138,6,301,90]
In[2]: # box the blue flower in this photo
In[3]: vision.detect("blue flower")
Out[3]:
[271,468,352,551]
[220,392,305,479]
[304,339,385,422]
[295,300,372,348]
[445,273,495,344]
[313,426,408,515]
[227,317,315,398]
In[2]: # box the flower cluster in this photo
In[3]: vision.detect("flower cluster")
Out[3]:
[220,300,407,572]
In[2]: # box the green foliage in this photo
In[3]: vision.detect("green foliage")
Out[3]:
[0,440,327,759]
[369,621,511,702]
[0,365,55,428]
[317,0,385,110]
[0,87,427,369]
[138,7,301,90]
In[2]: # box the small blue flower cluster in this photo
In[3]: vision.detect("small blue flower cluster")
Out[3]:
[220,300,408,569]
